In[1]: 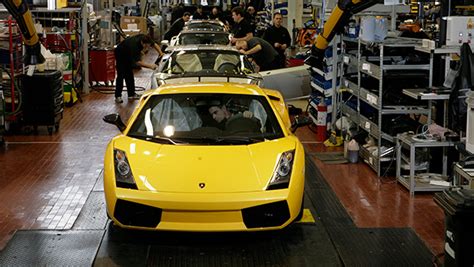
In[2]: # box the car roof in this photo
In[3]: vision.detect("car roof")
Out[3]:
[165,44,238,53]
[150,82,264,96]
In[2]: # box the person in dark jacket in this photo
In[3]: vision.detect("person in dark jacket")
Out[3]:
[114,34,163,103]
[245,6,257,34]
[236,37,278,71]
[193,5,208,20]
[164,12,191,41]
[170,3,184,24]
[209,7,221,21]
[230,7,253,44]
[262,13,291,68]
[249,0,264,11]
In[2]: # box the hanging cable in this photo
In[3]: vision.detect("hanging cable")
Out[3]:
[0,67,22,116]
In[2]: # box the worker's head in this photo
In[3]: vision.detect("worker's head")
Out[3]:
[273,13,283,27]
[183,12,191,22]
[196,5,203,14]
[212,7,219,15]
[235,40,248,50]
[140,35,154,51]
[232,7,244,23]
[247,6,255,15]
[208,104,231,123]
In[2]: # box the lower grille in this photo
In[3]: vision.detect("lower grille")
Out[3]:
[242,200,290,229]
[114,199,162,228]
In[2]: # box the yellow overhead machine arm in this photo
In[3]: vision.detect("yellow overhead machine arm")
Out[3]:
[1,0,45,65]
[307,0,382,67]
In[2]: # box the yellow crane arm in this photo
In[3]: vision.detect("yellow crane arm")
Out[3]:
[307,0,382,67]
[1,0,45,64]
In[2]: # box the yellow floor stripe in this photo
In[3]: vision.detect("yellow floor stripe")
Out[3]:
[297,209,316,223]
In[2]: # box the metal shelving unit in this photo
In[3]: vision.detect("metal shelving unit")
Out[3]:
[0,17,24,126]
[340,36,432,176]
[453,163,474,190]
[30,7,89,95]
[395,133,455,195]
[308,36,342,130]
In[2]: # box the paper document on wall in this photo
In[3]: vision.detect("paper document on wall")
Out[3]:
[127,23,138,30]
[384,0,405,5]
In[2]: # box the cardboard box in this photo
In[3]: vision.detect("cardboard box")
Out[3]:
[120,16,147,36]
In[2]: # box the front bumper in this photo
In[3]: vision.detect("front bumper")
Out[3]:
[105,188,303,231]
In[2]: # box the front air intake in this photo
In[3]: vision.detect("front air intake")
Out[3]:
[114,199,162,228]
[242,201,290,229]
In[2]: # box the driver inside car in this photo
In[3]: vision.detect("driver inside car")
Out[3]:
[208,101,261,133]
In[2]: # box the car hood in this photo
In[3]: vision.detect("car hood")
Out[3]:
[113,137,296,193]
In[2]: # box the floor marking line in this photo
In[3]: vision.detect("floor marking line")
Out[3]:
[301,141,323,144]
[6,141,107,144]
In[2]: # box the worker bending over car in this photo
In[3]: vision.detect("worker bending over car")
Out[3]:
[114,34,163,104]
[236,37,279,71]
[164,12,191,42]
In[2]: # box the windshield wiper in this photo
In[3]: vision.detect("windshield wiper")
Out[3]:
[127,133,185,145]
[180,135,264,144]
[248,133,282,140]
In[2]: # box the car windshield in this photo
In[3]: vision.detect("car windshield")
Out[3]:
[186,22,224,31]
[128,93,284,145]
[160,50,253,75]
[179,32,230,45]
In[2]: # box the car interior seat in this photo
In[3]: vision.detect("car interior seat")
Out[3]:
[151,99,202,132]
[174,54,202,73]
[249,100,267,133]
[214,54,240,73]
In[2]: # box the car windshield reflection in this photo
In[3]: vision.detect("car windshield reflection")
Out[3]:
[179,32,230,45]
[128,93,284,145]
[185,22,225,31]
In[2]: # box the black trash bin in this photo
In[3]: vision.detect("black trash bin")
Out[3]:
[434,188,474,267]
[21,70,64,134]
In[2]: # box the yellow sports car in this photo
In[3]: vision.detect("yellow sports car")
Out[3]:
[103,82,310,231]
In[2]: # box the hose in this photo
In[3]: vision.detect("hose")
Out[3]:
[0,67,22,116]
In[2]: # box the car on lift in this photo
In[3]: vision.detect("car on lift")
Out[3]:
[166,29,231,47]
[103,82,311,231]
[152,45,261,87]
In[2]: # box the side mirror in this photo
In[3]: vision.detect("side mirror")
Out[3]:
[291,115,313,133]
[103,113,126,132]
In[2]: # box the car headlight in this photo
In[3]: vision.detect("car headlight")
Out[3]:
[114,149,137,189]
[267,150,295,190]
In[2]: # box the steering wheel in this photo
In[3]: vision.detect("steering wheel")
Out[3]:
[217,62,238,74]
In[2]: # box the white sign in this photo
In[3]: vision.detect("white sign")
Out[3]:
[384,0,405,5]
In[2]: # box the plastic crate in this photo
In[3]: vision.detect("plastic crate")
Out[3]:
[310,71,340,89]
